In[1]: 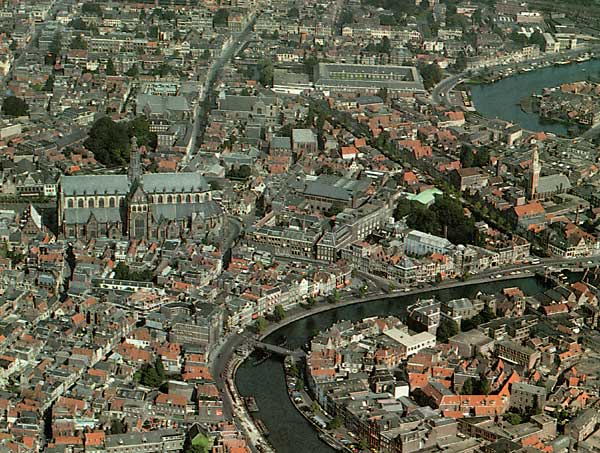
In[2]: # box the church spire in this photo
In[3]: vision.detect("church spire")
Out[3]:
[128,136,141,183]
[529,146,541,200]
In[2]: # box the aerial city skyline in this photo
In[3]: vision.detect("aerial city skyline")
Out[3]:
[0,0,600,452]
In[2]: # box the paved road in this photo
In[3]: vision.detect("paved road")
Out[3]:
[432,73,465,106]
[182,14,258,169]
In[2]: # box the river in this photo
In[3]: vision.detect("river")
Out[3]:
[469,58,600,136]
[235,277,547,453]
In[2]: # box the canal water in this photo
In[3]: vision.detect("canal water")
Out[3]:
[235,277,547,452]
[469,58,600,136]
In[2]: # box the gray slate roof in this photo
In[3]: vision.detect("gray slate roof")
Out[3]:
[61,175,130,196]
[151,199,222,221]
[63,208,122,224]
[537,174,572,194]
[141,173,209,193]
[137,94,190,114]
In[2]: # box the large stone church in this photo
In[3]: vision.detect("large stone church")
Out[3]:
[58,139,225,241]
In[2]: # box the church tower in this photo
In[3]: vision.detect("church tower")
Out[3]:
[127,136,147,239]
[128,136,141,183]
[529,146,541,200]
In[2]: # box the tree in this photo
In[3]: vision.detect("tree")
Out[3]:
[303,53,319,81]
[137,358,166,387]
[70,35,87,50]
[419,63,443,90]
[43,74,55,92]
[528,30,546,51]
[380,14,397,26]
[327,289,340,304]
[436,318,458,342]
[226,165,252,180]
[110,418,126,434]
[477,375,491,395]
[84,117,130,166]
[454,52,467,72]
[2,96,29,117]
[105,58,116,76]
[504,412,522,425]
[254,317,268,333]
[461,378,474,395]
[82,2,103,16]
[148,26,159,39]
[288,6,299,17]
[213,9,229,27]
[69,18,90,30]
[359,285,368,298]
[339,9,353,26]
[379,36,391,54]
[126,64,139,78]
[256,58,274,87]
[113,262,153,281]
[273,304,286,322]
[128,115,157,150]
[155,358,165,382]
[327,415,343,430]
[49,31,62,57]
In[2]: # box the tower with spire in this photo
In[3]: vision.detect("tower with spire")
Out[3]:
[128,136,141,183]
[528,146,541,200]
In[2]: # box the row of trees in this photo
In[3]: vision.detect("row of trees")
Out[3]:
[253,304,286,333]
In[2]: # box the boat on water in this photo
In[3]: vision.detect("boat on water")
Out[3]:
[576,54,591,63]
[319,433,343,451]
[244,397,259,413]
[254,418,270,436]
[555,60,571,66]
[252,350,271,366]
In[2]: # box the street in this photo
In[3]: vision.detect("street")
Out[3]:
[181,14,258,169]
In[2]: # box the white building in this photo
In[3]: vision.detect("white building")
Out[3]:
[384,328,437,358]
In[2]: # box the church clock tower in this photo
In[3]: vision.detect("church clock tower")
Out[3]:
[528,146,541,200]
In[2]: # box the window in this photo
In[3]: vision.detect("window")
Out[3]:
[99,198,105,208]
[78,199,84,208]
[109,197,115,208]
[89,199,94,208]
[186,194,192,203]
[67,199,74,208]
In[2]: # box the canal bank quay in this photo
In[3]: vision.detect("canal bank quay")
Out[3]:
[284,356,353,452]
[226,352,275,453]
[257,270,535,341]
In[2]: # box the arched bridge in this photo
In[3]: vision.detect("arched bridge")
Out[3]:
[251,340,306,358]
